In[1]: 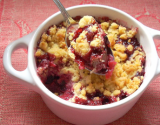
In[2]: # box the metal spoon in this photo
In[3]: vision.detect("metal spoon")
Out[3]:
[52,0,78,47]
[52,0,115,76]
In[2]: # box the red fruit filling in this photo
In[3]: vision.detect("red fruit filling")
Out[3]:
[36,53,74,100]
[74,90,129,106]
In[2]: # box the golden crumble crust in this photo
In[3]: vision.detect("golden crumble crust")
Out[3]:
[79,16,96,28]
[71,31,91,56]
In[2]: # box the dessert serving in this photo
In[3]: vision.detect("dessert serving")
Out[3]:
[35,15,146,106]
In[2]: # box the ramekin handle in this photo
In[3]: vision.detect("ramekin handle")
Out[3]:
[3,31,38,92]
[145,26,160,76]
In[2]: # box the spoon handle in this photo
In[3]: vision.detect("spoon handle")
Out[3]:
[53,0,71,22]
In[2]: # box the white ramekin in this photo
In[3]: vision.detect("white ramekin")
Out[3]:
[3,5,160,125]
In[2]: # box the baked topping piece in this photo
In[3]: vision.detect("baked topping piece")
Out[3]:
[35,16,146,106]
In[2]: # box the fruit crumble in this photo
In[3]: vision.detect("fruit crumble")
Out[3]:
[67,16,116,78]
[35,16,146,105]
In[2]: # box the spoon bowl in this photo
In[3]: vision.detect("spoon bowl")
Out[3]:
[53,0,115,76]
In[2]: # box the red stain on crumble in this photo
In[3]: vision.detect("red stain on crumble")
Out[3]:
[80,0,96,5]
[15,20,32,53]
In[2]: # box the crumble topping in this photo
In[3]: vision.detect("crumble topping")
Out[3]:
[79,16,96,28]
[70,30,90,56]
[35,16,146,105]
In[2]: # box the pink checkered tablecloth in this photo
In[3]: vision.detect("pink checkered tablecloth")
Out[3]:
[0,0,160,124]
